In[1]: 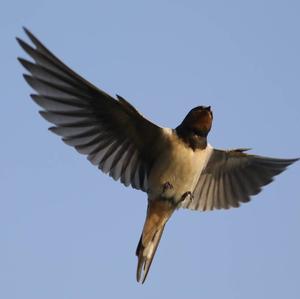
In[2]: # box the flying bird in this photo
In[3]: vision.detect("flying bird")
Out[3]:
[17,28,298,283]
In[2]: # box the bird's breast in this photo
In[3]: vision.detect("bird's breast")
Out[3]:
[148,129,213,201]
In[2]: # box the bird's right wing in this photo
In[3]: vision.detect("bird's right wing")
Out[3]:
[181,148,298,211]
[17,28,164,192]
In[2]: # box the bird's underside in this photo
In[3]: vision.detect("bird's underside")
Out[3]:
[17,27,298,283]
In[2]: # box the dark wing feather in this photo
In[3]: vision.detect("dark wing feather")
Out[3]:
[181,148,298,211]
[17,28,163,191]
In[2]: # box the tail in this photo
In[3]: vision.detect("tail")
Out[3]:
[136,224,165,283]
[136,199,174,283]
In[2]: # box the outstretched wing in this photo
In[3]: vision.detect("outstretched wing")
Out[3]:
[17,28,163,191]
[181,148,298,211]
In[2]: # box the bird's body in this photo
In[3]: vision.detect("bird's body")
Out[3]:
[147,128,213,202]
[17,28,298,284]
[137,129,214,281]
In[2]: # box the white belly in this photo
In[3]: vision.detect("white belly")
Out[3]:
[148,129,212,201]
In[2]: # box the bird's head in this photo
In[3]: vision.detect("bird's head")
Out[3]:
[177,106,213,137]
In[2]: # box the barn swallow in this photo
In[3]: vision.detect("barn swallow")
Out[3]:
[17,28,298,284]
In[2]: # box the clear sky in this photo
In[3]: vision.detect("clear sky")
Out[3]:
[1,1,300,298]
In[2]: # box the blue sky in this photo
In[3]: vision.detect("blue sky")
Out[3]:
[1,1,300,298]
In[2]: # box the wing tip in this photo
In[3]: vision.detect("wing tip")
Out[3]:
[39,110,51,123]
[16,37,27,52]
[15,36,23,46]
[15,27,31,40]
[16,36,33,53]
[22,27,39,46]
[289,157,300,164]
[18,57,33,71]
[22,26,30,35]
[22,73,35,88]
[30,94,45,109]
[48,126,58,134]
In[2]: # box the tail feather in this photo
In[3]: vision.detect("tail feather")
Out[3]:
[136,199,174,283]
[136,225,165,283]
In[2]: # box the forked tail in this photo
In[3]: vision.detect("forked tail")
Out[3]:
[136,199,174,283]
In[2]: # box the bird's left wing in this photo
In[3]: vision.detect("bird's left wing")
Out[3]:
[180,148,298,211]
[17,28,164,191]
